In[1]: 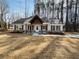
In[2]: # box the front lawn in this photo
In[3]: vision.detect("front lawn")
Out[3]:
[0,32,79,59]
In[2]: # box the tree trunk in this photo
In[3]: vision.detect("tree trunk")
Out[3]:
[0,0,8,30]
[61,0,64,23]
[70,0,73,31]
[74,0,78,32]
[65,0,69,32]
[57,4,59,19]
[0,13,5,30]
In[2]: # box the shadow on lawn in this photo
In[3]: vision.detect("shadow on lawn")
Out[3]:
[0,33,79,59]
[0,35,46,59]
[31,37,79,59]
[31,37,62,59]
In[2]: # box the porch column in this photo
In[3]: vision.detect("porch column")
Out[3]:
[23,24,26,31]
[26,24,28,31]
[48,24,51,31]
[55,25,56,32]
[61,25,63,32]
[13,24,15,30]
[28,25,29,31]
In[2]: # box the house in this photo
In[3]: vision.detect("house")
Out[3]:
[12,15,64,34]
[11,0,65,34]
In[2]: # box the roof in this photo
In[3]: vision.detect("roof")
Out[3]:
[12,16,33,24]
[12,15,48,24]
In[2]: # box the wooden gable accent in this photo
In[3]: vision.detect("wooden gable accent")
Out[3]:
[29,15,44,24]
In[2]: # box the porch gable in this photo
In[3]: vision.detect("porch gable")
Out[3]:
[29,15,44,24]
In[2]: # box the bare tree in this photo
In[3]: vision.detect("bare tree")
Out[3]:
[51,0,55,19]
[70,0,73,22]
[57,4,59,19]
[7,12,21,29]
[25,0,28,18]
[74,0,78,32]
[0,0,8,30]
[69,0,73,31]
[60,0,64,23]
[65,0,69,32]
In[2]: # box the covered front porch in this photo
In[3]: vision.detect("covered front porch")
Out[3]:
[23,24,64,34]
[23,15,64,34]
[23,15,48,34]
[24,24,48,34]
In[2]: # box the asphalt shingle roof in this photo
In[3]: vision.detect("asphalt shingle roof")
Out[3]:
[12,15,63,24]
[12,15,49,24]
[12,16,33,24]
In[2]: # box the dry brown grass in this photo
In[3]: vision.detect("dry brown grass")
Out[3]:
[65,32,79,35]
[0,32,79,59]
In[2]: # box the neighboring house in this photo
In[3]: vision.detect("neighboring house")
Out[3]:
[12,15,64,34]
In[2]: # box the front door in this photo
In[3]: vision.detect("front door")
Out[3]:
[35,25,40,32]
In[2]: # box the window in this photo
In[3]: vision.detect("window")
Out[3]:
[14,25,16,30]
[28,25,30,31]
[51,26,55,31]
[14,25,18,30]
[56,26,60,31]
[22,25,23,30]
[31,25,34,31]
[36,26,38,30]
[41,25,47,31]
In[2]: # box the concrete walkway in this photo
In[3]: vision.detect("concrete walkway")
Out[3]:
[33,34,79,39]
[64,34,79,38]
